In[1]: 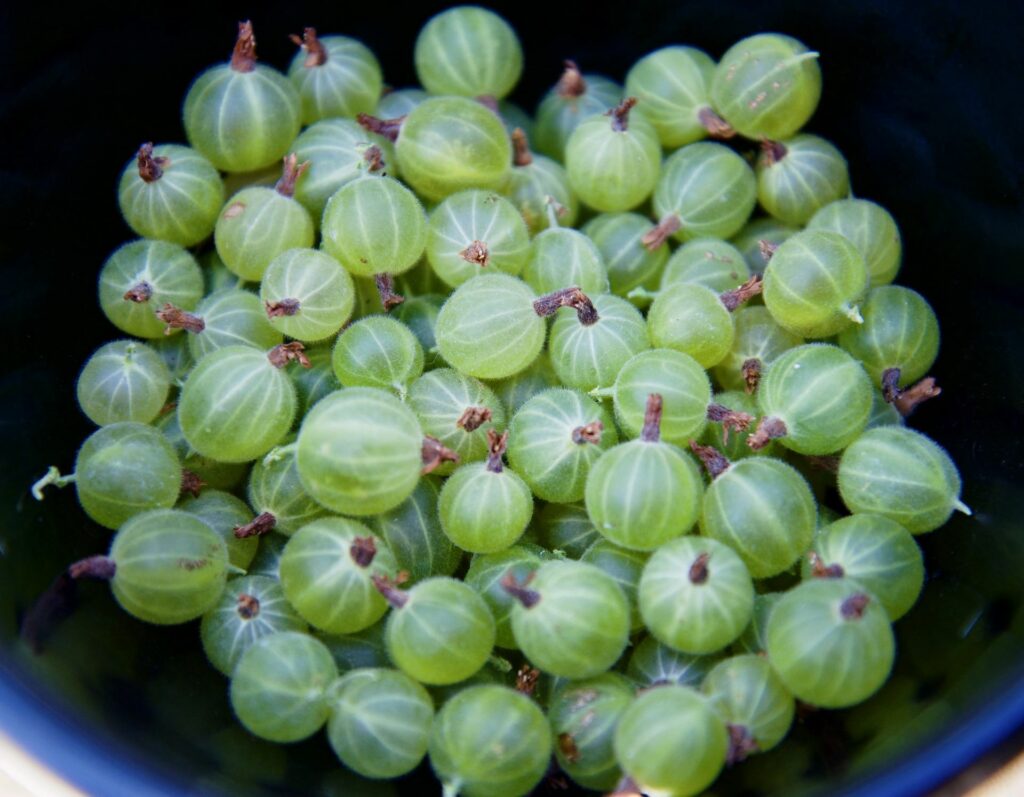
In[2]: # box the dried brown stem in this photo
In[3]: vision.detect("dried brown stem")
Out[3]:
[516,664,541,696]
[726,724,760,765]
[747,416,787,450]
[607,97,638,132]
[371,574,409,609]
[349,536,378,568]
[356,113,405,142]
[236,593,260,619]
[155,303,205,334]
[421,436,460,474]
[760,139,788,166]
[374,273,405,311]
[881,367,902,404]
[180,470,206,498]
[641,393,664,443]
[487,429,509,473]
[758,239,779,263]
[706,403,755,442]
[456,406,492,432]
[698,107,736,139]
[808,552,845,579]
[136,143,169,183]
[230,20,258,73]
[459,240,490,268]
[533,286,599,325]
[500,570,540,608]
[123,281,153,303]
[689,440,731,478]
[289,27,328,68]
[720,275,764,311]
[641,215,682,251]
[742,358,762,394]
[572,421,604,445]
[68,556,116,581]
[557,732,581,763]
[511,127,533,166]
[841,592,871,620]
[556,60,587,98]
[275,153,309,198]
[233,511,276,539]
[265,298,301,318]
[689,552,711,584]
[267,342,312,369]
[363,144,386,173]
[894,376,941,416]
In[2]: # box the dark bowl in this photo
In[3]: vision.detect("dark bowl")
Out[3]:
[2,1,1023,795]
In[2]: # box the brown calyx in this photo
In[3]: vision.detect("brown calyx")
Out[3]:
[500,570,540,608]
[363,144,386,173]
[533,286,599,325]
[760,139,788,166]
[726,724,760,765]
[882,368,941,416]
[230,20,258,73]
[640,393,664,443]
[155,303,205,334]
[572,421,604,445]
[689,552,711,584]
[68,555,116,582]
[459,240,490,268]
[689,440,731,478]
[706,403,755,442]
[421,436,460,474]
[511,127,533,166]
[808,552,845,579]
[350,536,378,568]
[641,215,682,251]
[557,733,580,763]
[180,470,206,498]
[275,153,309,198]
[516,664,541,696]
[456,406,492,433]
[747,416,787,450]
[123,281,153,303]
[236,593,261,619]
[371,574,409,609]
[289,27,328,68]
[265,298,301,318]
[267,342,312,369]
[136,143,169,183]
[720,275,764,311]
[356,113,405,143]
[607,96,638,132]
[758,239,779,263]
[556,60,587,98]
[698,107,736,139]
[233,511,276,539]
[841,592,871,620]
[374,273,405,311]
[742,358,762,394]
[486,429,509,473]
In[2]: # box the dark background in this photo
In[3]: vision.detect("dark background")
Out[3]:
[1,1,1023,796]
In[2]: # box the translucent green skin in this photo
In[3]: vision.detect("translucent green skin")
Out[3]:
[648,282,735,368]
[323,177,427,278]
[373,478,462,584]
[653,142,757,242]
[118,144,224,246]
[426,190,531,287]
[733,592,784,655]
[408,368,507,475]
[393,295,445,370]
[200,575,307,675]
[565,110,661,212]
[763,230,869,338]
[414,7,523,99]
[586,438,704,551]
[626,635,720,688]
[248,442,329,535]
[288,35,383,124]
[710,34,822,141]
[758,343,873,455]
[386,577,496,685]
[549,673,635,790]
[296,388,422,516]
[507,388,617,503]
[376,87,429,118]
[429,685,551,797]
[98,240,203,339]
[731,216,800,275]
[837,285,940,387]
[534,74,622,162]
[505,156,578,235]
[702,654,795,753]
[110,509,228,624]
[700,458,817,578]
[757,135,850,225]
[488,351,560,415]
[766,578,895,708]
[280,518,397,634]
[179,490,259,571]
[435,274,545,380]
[580,540,649,632]
[465,545,545,649]
[625,46,716,149]
[698,390,776,461]
[611,349,711,445]
[662,238,751,294]
[549,295,649,393]
[532,503,600,559]
[438,461,533,554]
[75,422,182,530]
[583,212,669,296]
[229,631,337,742]
[522,226,610,296]
[155,409,248,492]
[183,63,301,173]
[318,619,391,671]
[808,198,902,286]
[510,560,630,678]
[179,346,295,463]
[332,315,425,397]
[188,290,283,361]
[397,97,512,203]
[76,340,170,426]
[292,119,396,220]
[326,668,434,779]
[260,249,355,342]
[614,685,728,797]
[802,514,924,620]
[838,426,965,534]
[714,306,803,393]
[639,536,754,654]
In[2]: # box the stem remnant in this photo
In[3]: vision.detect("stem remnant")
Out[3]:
[883,367,942,417]
[371,574,409,609]
[180,470,206,498]
[31,467,76,501]
[707,403,755,441]
[275,153,309,198]
[456,406,492,432]
[265,298,301,318]
[641,215,682,251]
[533,286,599,325]
[516,664,541,696]
[289,27,328,68]
[459,240,490,268]
[727,724,760,765]
[136,143,168,183]
[374,273,405,311]
[557,732,581,763]
[698,107,736,139]
[758,239,778,263]
[233,511,277,539]
[237,593,260,619]
[362,144,386,173]
[808,552,845,579]
[747,416,787,450]
[68,556,117,581]
[720,275,764,311]
[486,429,509,473]
[760,139,788,166]
[350,536,378,567]
[230,20,258,73]
[556,60,587,98]
[356,113,405,142]
[155,303,205,334]
[841,592,871,620]
[500,570,540,608]
[572,421,604,445]
[422,436,460,474]
[607,97,638,132]
[689,441,731,478]
[689,552,711,584]
[511,127,533,166]
[641,393,664,443]
[123,281,153,303]
[742,358,762,394]
[267,342,312,369]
